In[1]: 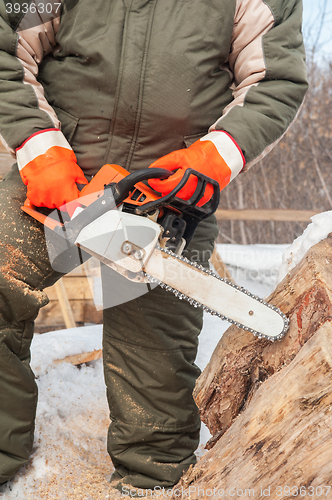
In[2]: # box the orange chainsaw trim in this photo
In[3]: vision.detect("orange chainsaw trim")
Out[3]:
[78,164,160,206]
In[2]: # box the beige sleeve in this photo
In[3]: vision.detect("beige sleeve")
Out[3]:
[15,1,61,133]
[218,0,275,119]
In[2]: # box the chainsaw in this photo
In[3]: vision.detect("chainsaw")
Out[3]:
[22,164,289,341]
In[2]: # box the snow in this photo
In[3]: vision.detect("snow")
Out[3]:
[278,210,332,282]
[217,243,289,289]
[2,224,329,499]
[31,326,103,376]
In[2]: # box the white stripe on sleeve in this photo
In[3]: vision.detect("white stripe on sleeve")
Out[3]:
[200,131,245,181]
[16,129,72,171]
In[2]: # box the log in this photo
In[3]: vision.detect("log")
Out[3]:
[45,276,94,301]
[194,234,332,449]
[174,323,332,497]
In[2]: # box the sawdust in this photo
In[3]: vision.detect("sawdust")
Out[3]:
[0,268,45,300]
[8,420,153,500]
[0,243,47,301]
[7,417,117,500]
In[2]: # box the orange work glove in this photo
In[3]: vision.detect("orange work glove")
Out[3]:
[16,129,88,209]
[148,131,245,203]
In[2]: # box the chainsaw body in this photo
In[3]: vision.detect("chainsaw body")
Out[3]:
[22,164,219,276]
[22,164,289,341]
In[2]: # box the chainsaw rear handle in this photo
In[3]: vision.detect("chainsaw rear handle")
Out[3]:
[49,167,219,246]
[54,168,172,243]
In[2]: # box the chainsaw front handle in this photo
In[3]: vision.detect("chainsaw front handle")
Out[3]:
[111,168,172,205]
[134,168,220,220]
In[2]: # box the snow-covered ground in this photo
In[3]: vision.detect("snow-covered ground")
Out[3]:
[1,212,331,499]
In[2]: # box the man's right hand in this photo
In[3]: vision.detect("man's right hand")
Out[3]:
[16,129,88,209]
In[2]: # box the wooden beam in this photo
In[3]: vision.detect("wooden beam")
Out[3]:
[34,299,103,331]
[215,208,319,222]
[46,276,94,301]
[172,236,332,497]
[54,279,77,329]
[210,247,234,283]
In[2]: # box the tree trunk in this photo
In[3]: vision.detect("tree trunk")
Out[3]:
[174,323,332,498]
[170,237,332,497]
[193,234,332,451]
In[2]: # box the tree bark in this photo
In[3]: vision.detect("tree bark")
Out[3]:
[194,234,332,449]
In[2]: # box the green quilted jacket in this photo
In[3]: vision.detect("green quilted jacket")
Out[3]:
[0,0,308,176]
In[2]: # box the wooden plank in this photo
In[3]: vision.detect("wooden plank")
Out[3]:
[215,208,319,222]
[210,247,234,282]
[46,276,94,301]
[35,299,103,328]
[54,279,76,329]
[54,349,102,366]
[0,141,8,153]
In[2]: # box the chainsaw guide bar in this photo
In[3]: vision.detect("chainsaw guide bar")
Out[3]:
[144,246,289,341]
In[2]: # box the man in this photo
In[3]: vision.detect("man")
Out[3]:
[0,0,307,492]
